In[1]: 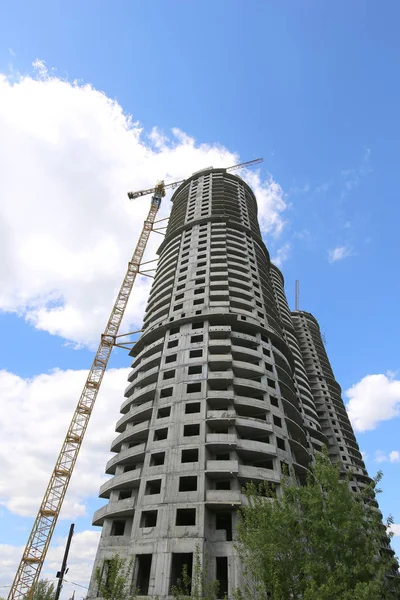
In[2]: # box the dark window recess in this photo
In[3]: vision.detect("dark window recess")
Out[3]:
[188,365,202,375]
[184,423,200,437]
[192,321,204,329]
[195,278,206,285]
[167,340,178,349]
[265,363,273,372]
[193,298,204,305]
[111,520,126,536]
[267,378,276,388]
[262,348,270,356]
[163,370,175,380]
[154,428,168,441]
[160,387,173,398]
[176,508,196,526]
[150,452,165,466]
[216,480,230,490]
[273,415,282,428]
[191,335,203,343]
[216,512,232,542]
[145,479,161,495]
[165,354,177,364]
[170,326,180,335]
[140,510,157,527]
[253,459,274,469]
[185,402,201,414]
[119,490,132,500]
[170,554,193,594]
[270,397,279,408]
[196,270,206,276]
[179,476,198,492]
[136,554,152,596]
[187,383,201,393]
[181,448,199,463]
[195,310,202,315]
[276,437,285,450]
[157,406,171,418]
[124,461,138,472]
[215,453,230,460]
[190,349,203,358]
[175,293,184,301]
[216,557,228,598]
[197,261,206,268]
[174,303,183,311]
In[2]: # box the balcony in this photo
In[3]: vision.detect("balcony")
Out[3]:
[206,433,237,450]
[92,497,135,526]
[237,438,277,458]
[120,383,157,413]
[99,468,142,498]
[205,490,241,507]
[116,401,153,433]
[238,464,280,484]
[288,438,311,466]
[111,420,150,453]
[206,460,239,477]
[236,415,272,433]
[208,355,233,370]
[206,409,236,424]
[105,442,146,475]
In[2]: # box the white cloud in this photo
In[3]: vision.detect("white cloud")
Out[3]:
[315,180,332,194]
[0,60,287,348]
[345,373,400,432]
[271,243,291,268]
[0,529,100,600]
[390,524,400,537]
[375,450,400,464]
[389,450,400,463]
[328,245,352,263]
[0,367,128,518]
[374,450,388,463]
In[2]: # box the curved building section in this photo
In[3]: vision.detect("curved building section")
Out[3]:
[269,265,328,462]
[89,169,309,599]
[88,167,384,598]
[291,310,369,489]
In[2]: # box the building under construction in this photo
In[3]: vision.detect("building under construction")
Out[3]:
[86,167,370,598]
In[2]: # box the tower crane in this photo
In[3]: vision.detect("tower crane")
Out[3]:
[8,157,263,600]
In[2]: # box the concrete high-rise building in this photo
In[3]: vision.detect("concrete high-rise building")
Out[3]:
[88,168,370,598]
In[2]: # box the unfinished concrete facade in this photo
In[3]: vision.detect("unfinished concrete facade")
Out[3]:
[88,168,368,598]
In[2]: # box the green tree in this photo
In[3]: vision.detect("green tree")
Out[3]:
[171,546,223,600]
[95,555,136,600]
[32,580,56,600]
[235,450,399,600]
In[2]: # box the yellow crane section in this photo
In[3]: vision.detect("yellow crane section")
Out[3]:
[8,195,161,600]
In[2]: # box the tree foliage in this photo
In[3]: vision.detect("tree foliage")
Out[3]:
[171,546,222,600]
[95,555,136,600]
[32,580,56,600]
[235,450,399,600]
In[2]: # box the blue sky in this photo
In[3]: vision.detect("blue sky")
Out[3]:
[1,0,400,594]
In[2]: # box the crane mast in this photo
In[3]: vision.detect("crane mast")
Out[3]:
[8,159,262,600]
[8,188,164,600]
